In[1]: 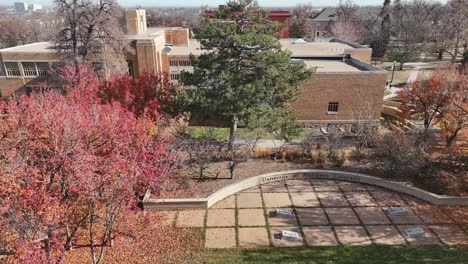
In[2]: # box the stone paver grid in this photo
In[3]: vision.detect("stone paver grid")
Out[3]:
[316,192,350,207]
[296,208,329,226]
[326,208,361,225]
[335,226,372,245]
[270,227,303,247]
[238,209,266,226]
[201,180,468,248]
[366,225,406,245]
[176,210,206,228]
[345,192,378,207]
[211,195,236,209]
[206,209,235,227]
[396,225,441,245]
[290,192,321,207]
[355,207,391,225]
[237,192,263,208]
[302,226,338,246]
[239,227,270,248]
[205,228,236,248]
[263,192,292,208]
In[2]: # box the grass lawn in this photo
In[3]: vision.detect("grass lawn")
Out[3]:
[202,245,468,264]
[386,69,411,87]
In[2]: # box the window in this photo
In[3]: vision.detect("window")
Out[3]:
[180,61,191,67]
[169,61,178,66]
[328,102,339,113]
[0,61,5,76]
[170,73,180,81]
[127,61,133,77]
[22,62,37,76]
[316,31,320,37]
[5,62,20,76]
[36,62,49,76]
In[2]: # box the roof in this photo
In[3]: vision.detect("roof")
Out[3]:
[127,27,165,40]
[312,8,338,21]
[302,59,360,72]
[313,7,380,21]
[165,41,202,56]
[279,39,353,57]
[0,42,55,53]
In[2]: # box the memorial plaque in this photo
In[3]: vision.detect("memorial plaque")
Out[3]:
[404,227,425,238]
[281,230,300,241]
[275,208,295,217]
[387,207,408,216]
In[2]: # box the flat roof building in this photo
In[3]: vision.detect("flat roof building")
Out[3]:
[0,9,385,127]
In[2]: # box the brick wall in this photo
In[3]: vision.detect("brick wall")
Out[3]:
[290,72,386,122]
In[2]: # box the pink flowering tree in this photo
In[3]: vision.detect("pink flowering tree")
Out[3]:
[0,64,176,264]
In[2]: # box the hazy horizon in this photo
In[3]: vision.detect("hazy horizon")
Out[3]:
[0,0,449,8]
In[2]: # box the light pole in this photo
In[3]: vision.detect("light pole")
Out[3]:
[390,60,396,84]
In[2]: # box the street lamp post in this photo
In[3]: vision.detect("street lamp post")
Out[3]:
[390,60,396,84]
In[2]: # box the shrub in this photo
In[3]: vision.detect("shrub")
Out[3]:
[331,151,347,167]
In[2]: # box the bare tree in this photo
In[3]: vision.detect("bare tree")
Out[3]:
[329,0,362,43]
[289,4,314,39]
[0,14,58,48]
[54,0,130,76]
[387,0,438,70]
[226,135,257,179]
[444,0,468,63]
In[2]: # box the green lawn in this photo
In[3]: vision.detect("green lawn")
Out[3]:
[202,245,468,264]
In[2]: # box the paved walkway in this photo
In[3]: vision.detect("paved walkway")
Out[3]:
[152,180,468,248]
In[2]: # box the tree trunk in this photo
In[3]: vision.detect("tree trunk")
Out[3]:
[228,120,238,150]
[437,50,443,60]
[451,32,461,64]
[399,61,404,71]
[446,127,461,148]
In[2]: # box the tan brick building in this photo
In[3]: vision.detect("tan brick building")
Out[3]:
[0,9,386,126]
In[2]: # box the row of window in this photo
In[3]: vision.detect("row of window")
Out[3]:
[1,61,51,77]
[169,60,191,67]
[170,73,180,81]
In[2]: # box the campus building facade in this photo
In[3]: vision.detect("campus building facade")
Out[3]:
[0,9,386,127]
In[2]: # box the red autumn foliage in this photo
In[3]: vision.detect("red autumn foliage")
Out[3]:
[98,72,175,120]
[398,68,467,147]
[0,64,179,264]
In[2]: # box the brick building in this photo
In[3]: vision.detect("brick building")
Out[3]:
[0,9,386,126]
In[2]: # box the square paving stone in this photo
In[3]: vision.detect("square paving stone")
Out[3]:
[445,206,468,224]
[261,181,288,193]
[290,192,320,207]
[413,206,454,224]
[211,195,236,209]
[397,225,440,245]
[316,192,349,207]
[335,226,372,245]
[205,228,236,248]
[241,186,261,193]
[296,208,329,226]
[387,208,422,225]
[302,226,338,246]
[367,225,406,245]
[345,192,378,207]
[430,225,468,245]
[268,208,299,226]
[287,180,314,192]
[355,207,391,225]
[239,227,270,248]
[237,192,263,208]
[239,209,266,226]
[270,227,303,247]
[176,210,206,227]
[338,182,368,192]
[263,193,292,208]
[312,180,340,192]
[207,209,235,227]
[371,191,406,207]
[326,208,360,225]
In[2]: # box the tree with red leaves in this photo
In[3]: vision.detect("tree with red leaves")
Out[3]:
[0,64,176,264]
[99,72,175,120]
[398,68,467,147]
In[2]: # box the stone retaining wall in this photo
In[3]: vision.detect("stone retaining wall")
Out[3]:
[143,170,468,210]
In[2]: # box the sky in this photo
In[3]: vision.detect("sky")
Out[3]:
[0,0,449,8]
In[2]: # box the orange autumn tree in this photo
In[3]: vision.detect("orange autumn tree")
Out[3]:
[398,68,467,147]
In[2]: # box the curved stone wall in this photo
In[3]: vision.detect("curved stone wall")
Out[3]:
[143,170,468,210]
